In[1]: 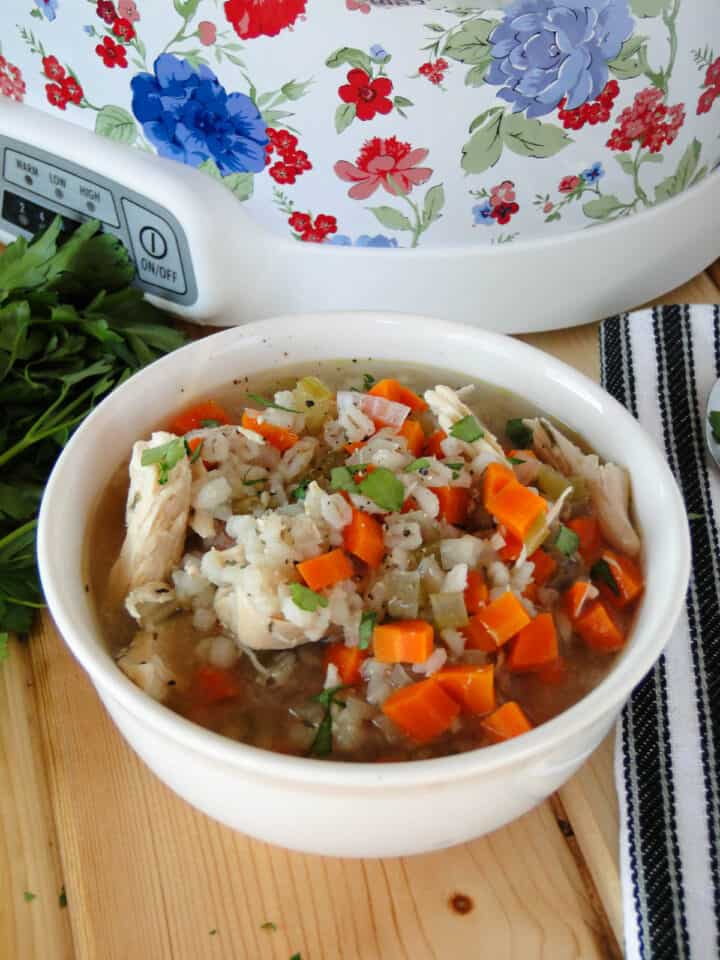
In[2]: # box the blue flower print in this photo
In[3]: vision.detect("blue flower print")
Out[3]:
[131,55,268,175]
[486,0,633,118]
[581,161,604,183]
[472,202,495,226]
[328,234,398,247]
[34,0,59,20]
[370,44,391,62]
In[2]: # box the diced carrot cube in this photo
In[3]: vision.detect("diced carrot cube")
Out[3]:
[499,529,523,563]
[464,570,488,614]
[538,656,568,686]
[507,613,559,672]
[562,581,595,621]
[297,549,354,591]
[473,591,531,648]
[369,379,427,412]
[481,701,533,743]
[373,620,434,664]
[424,430,447,458]
[528,549,557,587]
[597,549,644,609]
[507,449,538,461]
[170,400,230,435]
[487,481,547,541]
[382,678,460,742]
[398,419,425,457]
[482,462,515,510]
[241,411,298,452]
[323,642,368,686]
[193,665,240,704]
[462,615,497,652]
[431,486,470,525]
[575,600,625,653]
[436,664,495,716]
[566,516,602,563]
[343,508,385,569]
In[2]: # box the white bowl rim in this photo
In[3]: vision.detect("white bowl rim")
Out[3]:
[38,311,691,788]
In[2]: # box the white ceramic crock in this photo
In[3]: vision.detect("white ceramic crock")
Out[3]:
[38,313,690,857]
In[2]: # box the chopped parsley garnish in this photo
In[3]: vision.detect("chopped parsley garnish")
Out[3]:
[362,373,376,391]
[200,418,220,428]
[591,558,620,596]
[358,611,377,650]
[141,437,187,484]
[260,921,277,932]
[405,457,430,473]
[209,929,217,936]
[507,456,524,465]
[0,632,8,663]
[23,891,36,903]
[554,525,580,556]
[709,410,720,444]
[247,393,300,414]
[290,954,303,960]
[241,473,266,487]
[330,466,356,492]
[291,478,311,501]
[506,418,533,448]
[59,885,67,908]
[187,439,204,464]
[309,685,347,757]
[358,467,404,512]
[450,415,484,443]
[290,583,329,612]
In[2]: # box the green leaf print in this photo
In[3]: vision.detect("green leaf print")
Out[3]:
[335,103,356,134]
[608,36,647,80]
[326,47,373,75]
[630,0,670,16]
[442,19,496,65]
[461,111,504,174]
[501,114,572,159]
[367,207,413,231]
[422,185,445,226]
[94,107,139,146]
[582,195,626,220]
[654,139,705,203]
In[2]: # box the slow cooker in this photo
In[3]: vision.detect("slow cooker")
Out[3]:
[1,0,719,331]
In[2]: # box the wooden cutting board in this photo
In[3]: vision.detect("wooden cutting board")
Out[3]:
[3,263,720,960]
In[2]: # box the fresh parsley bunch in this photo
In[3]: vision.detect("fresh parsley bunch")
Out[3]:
[0,216,185,642]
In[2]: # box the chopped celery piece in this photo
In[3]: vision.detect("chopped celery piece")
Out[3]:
[386,571,421,619]
[569,474,588,503]
[430,591,468,629]
[294,376,332,434]
[524,512,550,556]
[536,464,572,501]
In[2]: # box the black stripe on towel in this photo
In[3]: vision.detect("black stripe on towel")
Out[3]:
[667,307,720,955]
[601,312,690,959]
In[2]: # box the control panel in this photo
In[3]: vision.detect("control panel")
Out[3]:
[0,134,197,306]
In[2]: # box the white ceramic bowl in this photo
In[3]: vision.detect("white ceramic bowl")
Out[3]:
[38,313,690,858]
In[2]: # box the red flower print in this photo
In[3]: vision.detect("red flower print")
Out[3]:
[45,82,69,110]
[288,212,338,243]
[96,36,128,69]
[96,0,117,24]
[558,80,619,130]
[288,212,312,233]
[0,59,25,103]
[118,0,139,22]
[418,58,448,85]
[267,128,298,153]
[543,201,554,214]
[346,0,370,12]
[269,162,297,185]
[491,202,519,226]
[558,175,582,193]
[112,17,136,42]
[62,76,84,105]
[339,69,393,121]
[199,21,217,46]
[606,88,685,153]
[42,55,65,81]
[224,0,307,39]
[696,56,720,115]
[489,180,516,208]
[698,87,719,116]
[265,129,312,183]
[335,136,432,201]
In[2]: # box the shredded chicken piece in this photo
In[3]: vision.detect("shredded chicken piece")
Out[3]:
[214,584,307,650]
[125,581,177,627]
[423,385,506,460]
[108,431,192,601]
[116,628,176,702]
[526,418,640,557]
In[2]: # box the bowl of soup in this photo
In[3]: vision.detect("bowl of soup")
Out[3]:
[37,312,690,857]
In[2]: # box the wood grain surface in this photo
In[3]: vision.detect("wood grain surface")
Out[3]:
[2,266,719,960]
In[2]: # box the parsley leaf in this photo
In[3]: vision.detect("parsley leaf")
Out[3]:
[291,478,310,501]
[709,410,720,444]
[260,921,277,932]
[141,437,187,485]
[405,457,430,473]
[553,525,580,556]
[362,373,376,391]
[309,685,347,757]
[290,583,329,612]
[330,466,356,492]
[23,891,36,903]
[506,418,533,448]
[358,611,377,650]
[450,416,484,443]
[591,558,620,596]
[247,393,300,414]
[290,954,303,960]
[200,418,220,428]
[187,439,204,464]
[358,467,404,512]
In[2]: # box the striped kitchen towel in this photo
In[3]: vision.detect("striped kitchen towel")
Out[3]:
[600,305,720,960]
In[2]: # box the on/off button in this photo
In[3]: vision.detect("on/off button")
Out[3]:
[121,198,186,295]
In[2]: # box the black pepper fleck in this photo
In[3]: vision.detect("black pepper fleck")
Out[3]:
[450,893,474,915]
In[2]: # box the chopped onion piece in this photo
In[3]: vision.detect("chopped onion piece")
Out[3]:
[336,391,411,430]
